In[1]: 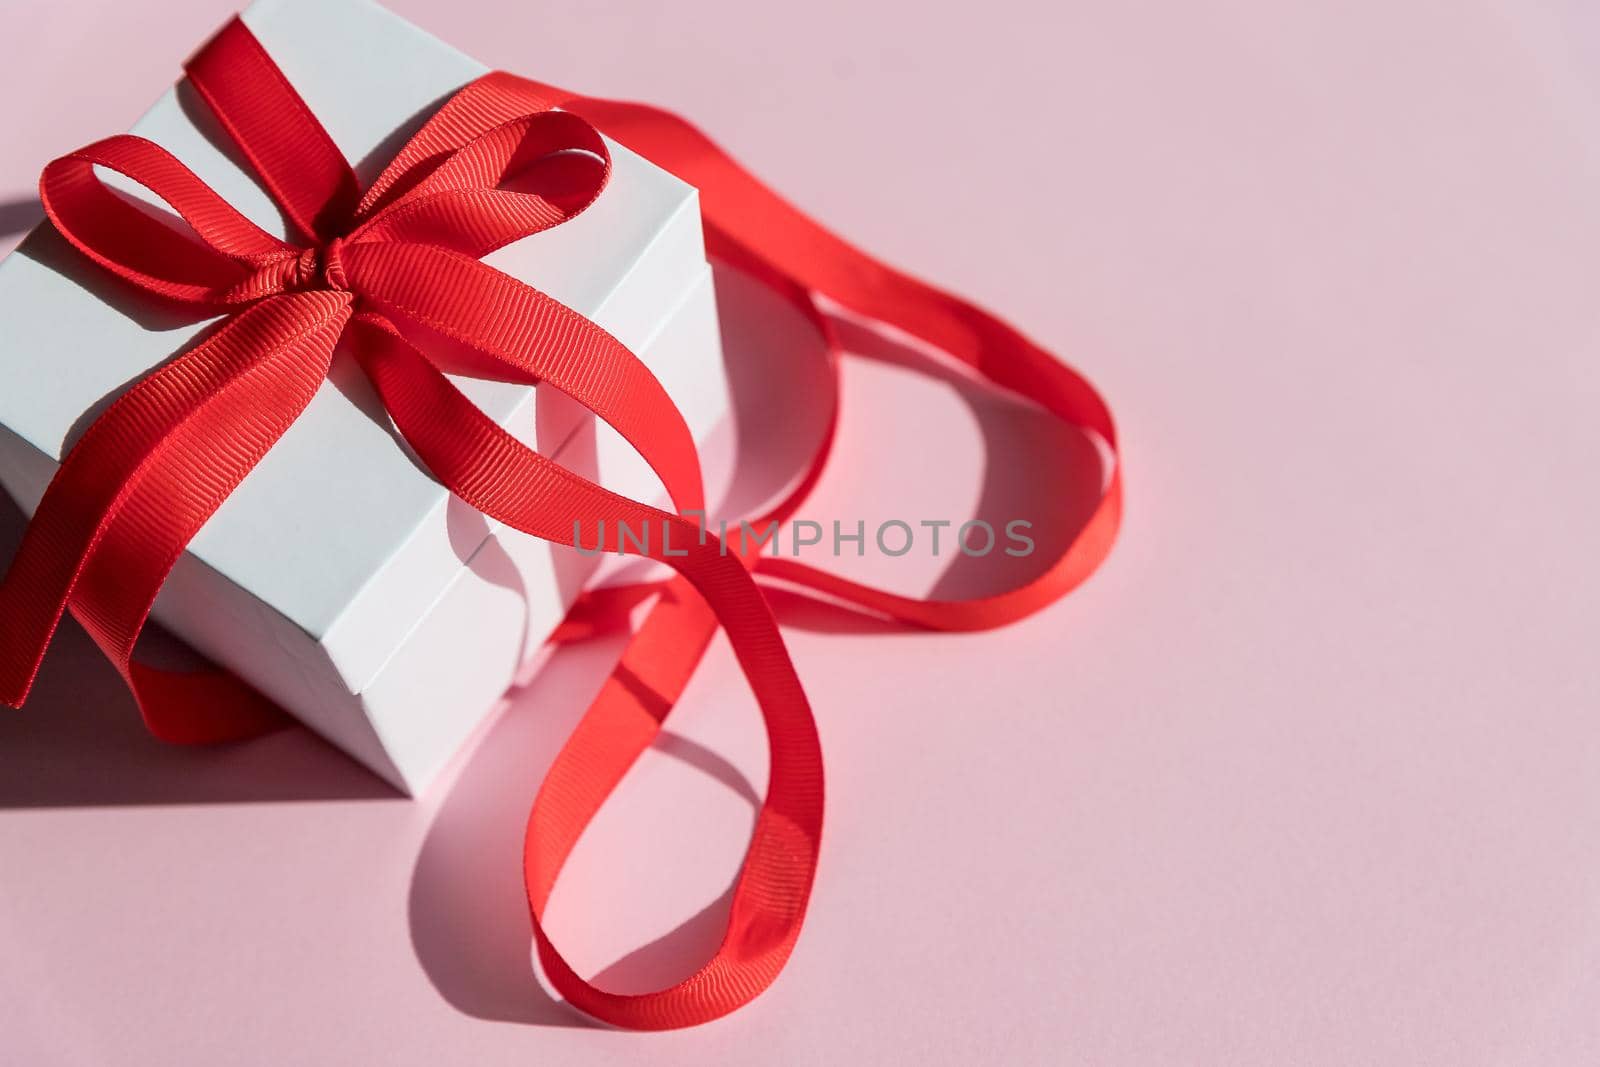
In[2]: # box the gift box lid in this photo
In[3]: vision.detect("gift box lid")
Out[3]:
[0,0,711,695]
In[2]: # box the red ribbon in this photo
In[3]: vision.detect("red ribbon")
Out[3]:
[0,17,1122,1028]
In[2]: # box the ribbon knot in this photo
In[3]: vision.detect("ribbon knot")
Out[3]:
[292,238,348,293]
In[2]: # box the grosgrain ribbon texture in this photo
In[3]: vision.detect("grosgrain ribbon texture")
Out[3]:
[0,16,1122,1029]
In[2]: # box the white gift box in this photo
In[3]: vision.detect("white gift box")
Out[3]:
[0,0,730,794]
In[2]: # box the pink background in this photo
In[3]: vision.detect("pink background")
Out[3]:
[4,1,1600,1063]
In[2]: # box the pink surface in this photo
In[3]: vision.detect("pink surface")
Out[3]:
[3,1,1600,1063]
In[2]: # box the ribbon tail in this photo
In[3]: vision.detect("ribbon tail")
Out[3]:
[344,242,706,517]
[548,252,840,647]
[350,314,821,1029]
[513,83,1124,635]
[0,292,350,743]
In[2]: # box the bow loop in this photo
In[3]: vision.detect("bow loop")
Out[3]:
[37,84,609,310]
[39,135,299,306]
[357,71,566,217]
[349,110,610,258]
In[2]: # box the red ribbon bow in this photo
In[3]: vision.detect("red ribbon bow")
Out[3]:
[0,17,1122,1029]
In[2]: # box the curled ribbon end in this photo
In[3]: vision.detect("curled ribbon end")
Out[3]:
[0,640,42,710]
[0,676,33,710]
